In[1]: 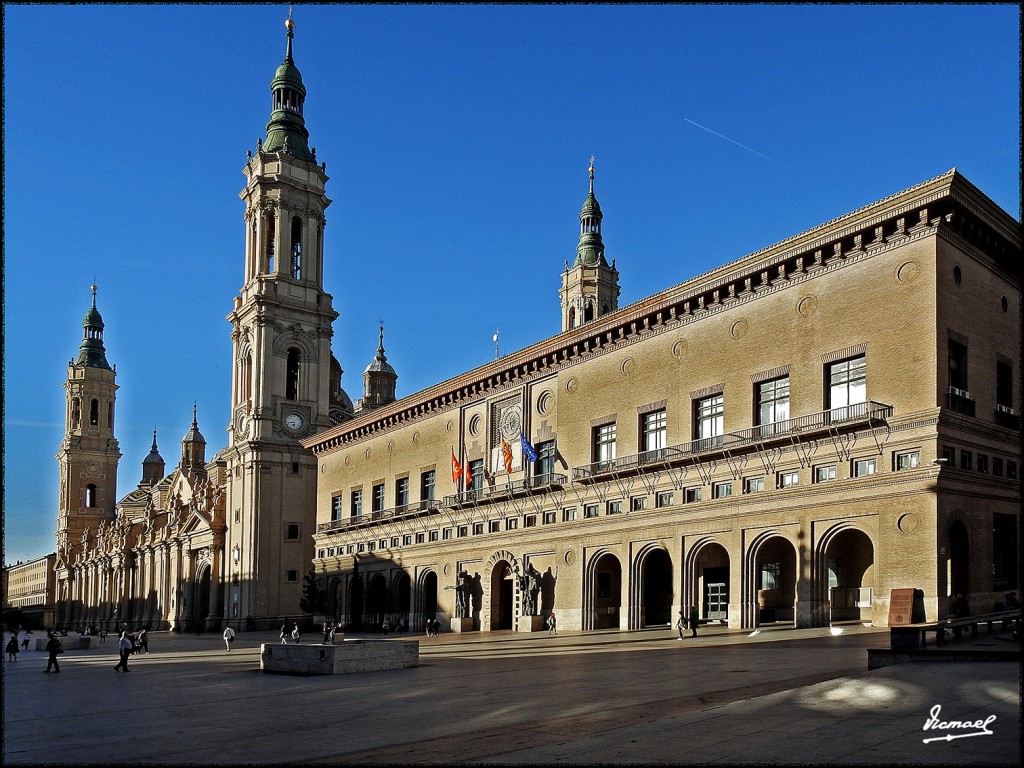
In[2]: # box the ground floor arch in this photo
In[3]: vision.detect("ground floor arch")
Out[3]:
[817,525,875,624]
[744,532,798,628]
[586,551,622,630]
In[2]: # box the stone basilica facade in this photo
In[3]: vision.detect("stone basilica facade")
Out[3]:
[51,19,1020,636]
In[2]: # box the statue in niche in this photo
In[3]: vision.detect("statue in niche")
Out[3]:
[520,563,542,616]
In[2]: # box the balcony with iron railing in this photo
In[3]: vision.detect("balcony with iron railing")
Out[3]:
[316,497,436,534]
[573,400,893,482]
[443,472,568,509]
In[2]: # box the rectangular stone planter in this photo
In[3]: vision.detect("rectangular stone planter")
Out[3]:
[260,639,418,675]
[449,617,475,633]
[517,615,546,632]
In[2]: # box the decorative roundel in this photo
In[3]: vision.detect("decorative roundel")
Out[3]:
[537,390,552,415]
[446,419,453,433]
[364,448,371,460]
[730,319,749,339]
[896,260,920,284]
[797,296,817,319]
[672,339,687,359]
[565,377,578,394]
[499,405,523,441]
[442,563,451,577]
[344,454,350,467]
[621,358,635,376]
[564,550,576,566]
[387,440,395,453]
[897,513,919,535]
[412,431,419,444]
[469,414,482,437]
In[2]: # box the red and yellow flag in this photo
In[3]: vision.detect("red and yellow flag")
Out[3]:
[501,437,514,474]
[451,449,463,484]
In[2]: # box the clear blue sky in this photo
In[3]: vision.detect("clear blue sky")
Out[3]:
[3,3,1020,564]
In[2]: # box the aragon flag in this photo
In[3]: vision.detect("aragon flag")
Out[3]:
[500,437,514,474]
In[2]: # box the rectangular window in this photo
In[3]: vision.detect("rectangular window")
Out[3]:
[814,465,837,483]
[286,570,298,583]
[948,339,968,393]
[391,537,400,548]
[630,496,647,512]
[357,543,365,553]
[429,530,439,542]
[562,507,577,522]
[415,532,425,544]
[351,489,363,518]
[992,457,1003,476]
[712,482,732,499]
[285,523,300,540]
[327,547,335,557]
[744,476,765,494]
[977,454,989,474]
[395,477,409,509]
[367,542,376,552]
[489,520,501,533]
[853,458,877,477]
[466,459,484,491]
[543,510,556,524]
[442,528,452,540]
[996,360,1014,410]
[457,526,468,538]
[473,522,484,535]
[959,451,973,471]
[420,470,436,503]
[535,440,556,480]
[330,494,343,521]
[372,483,385,513]
[695,395,724,441]
[506,517,519,530]
[641,409,668,454]
[656,491,674,508]
[760,563,780,590]
[593,423,617,465]
[607,500,622,515]
[828,356,867,409]
[895,451,920,471]
[778,471,799,489]
[685,487,702,503]
[291,462,300,474]
[1007,461,1017,480]
[942,446,955,465]
[524,515,537,528]
[758,377,790,432]
[584,504,599,519]
[347,544,355,554]
[318,549,325,559]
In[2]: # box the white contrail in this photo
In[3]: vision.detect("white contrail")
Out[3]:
[684,118,794,171]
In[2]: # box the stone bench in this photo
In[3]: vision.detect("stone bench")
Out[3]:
[260,639,418,675]
[34,635,93,651]
[889,610,1020,649]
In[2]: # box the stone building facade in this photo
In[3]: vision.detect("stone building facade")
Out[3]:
[306,168,1020,632]
[3,554,58,630]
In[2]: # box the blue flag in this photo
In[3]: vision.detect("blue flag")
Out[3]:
[521,433,538,463]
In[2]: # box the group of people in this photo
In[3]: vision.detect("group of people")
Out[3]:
[424,617,442,636]
[321,622,345,644]
[280,621,303,644]
[675,606,701,639]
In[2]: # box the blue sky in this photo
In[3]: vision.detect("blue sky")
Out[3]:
[3,3,1020,564]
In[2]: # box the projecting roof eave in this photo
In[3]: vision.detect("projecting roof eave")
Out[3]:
[303,168,1019,455]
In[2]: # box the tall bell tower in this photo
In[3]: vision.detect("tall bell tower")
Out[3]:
[224,14,339,627]
[55,285,121,567]
[560,157,620,331]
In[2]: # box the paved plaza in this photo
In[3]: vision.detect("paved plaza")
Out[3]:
[2,623,1019,765]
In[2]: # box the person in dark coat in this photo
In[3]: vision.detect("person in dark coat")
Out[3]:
[44,633,62,673]
[688,605,699,638]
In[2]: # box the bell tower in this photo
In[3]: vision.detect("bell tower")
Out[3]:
[55,285,121,567]
[224,14,339,627]
[560,157,620,331]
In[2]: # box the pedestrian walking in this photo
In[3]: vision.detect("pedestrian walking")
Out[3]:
[113,631,133,671]
[547,611,557,636]
[99,626,107,643]
[675,611,688,640]
[137,628,149,654]
[44,633,63,673]
[280,623,290,644]
[21,630,31,651]
[322,622,331,644]
[382,618,390,635]
[6,635,19,661]
[223,626,236,651]
[689,605,699,638]
[291,623,301,644]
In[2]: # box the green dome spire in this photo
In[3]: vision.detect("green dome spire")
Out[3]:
[263,13,313,161]
[74,285,112,370]
[575,156,607,267]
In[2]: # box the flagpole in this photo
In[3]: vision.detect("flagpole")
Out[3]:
[493,329,499,360]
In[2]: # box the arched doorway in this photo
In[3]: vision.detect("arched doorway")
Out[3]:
[348,576,364,631]
[393,571,411,628]
[689,541,730,623]
[747,534,797,628]
[949,520,970,599]
[328,578,344,625]
[193,564,212,632]
[421,571,438,630]
[489,561,515,630]
[641,549,673,627]
[820,527,875,624]
[591,553,622,629]
[366,573,389,630]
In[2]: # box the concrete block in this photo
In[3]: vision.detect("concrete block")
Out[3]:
[260,639,418,675]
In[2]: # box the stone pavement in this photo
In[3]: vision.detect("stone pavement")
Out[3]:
[2,622,1019,765]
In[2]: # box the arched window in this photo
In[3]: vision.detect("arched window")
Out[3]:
[583,301,595,323]
[84,484,97,508]
[89,399,99,426]
[568,307,577,329]
[239,354,253,410]
[71,398,81,429]
[107,400,114,428]
[290,217,302,279]
[265,218,275,274]
[286,348,301,401]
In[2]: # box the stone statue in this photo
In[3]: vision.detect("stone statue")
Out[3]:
[445,570,472,618]
[520,564,541,616]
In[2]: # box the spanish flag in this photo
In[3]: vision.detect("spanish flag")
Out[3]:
[501,437,514,474]
[451,449,464,484]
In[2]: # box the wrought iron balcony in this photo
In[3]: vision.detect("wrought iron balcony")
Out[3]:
[946,388,976,417]
[316,498,436,534]
[994,406,1020,430]
[442,472,568,509]
[573,401,893,482]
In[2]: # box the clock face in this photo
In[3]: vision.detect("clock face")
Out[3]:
[499,406,523,441]
[284,412,305,432]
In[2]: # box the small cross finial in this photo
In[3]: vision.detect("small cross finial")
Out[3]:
[589,154,596,168]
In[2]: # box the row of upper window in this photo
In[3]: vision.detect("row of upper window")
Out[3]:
[949,339,1015,409]
[941,446,1018,478]
[70,397,113,430]
[319,448,985,555]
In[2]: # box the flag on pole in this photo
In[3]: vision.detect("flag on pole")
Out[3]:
[451,448,464,484]
[521,433,539,463]
[500,437,514,474]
